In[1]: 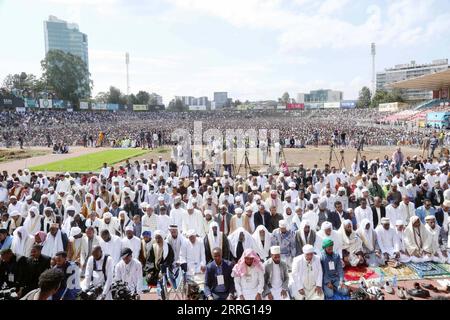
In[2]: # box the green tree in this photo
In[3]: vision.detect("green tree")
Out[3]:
[136,90,150,105]
[168,98,187,112]
[107,86,127,104]
[281,92,290,104]
[126,93,138,105]
[370,89,405,108]
[40,50,92,104]
[95,92,109,103]
[2,72,38,91]
[357,86,372,108]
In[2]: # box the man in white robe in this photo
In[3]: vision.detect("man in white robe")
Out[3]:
[10,226,33,258]
[114,247,142,298]
[23,207,41,236]
[262,246,290,300]
[424,215,447,263]
[99,229,122,265]
[166,225,185,265]
[84,245,114,300]
[292,244,324,300]
[179,229,206,274]
[42,223,64,258]
[232,248,265,300]
[99,212,119,236]
[252,225,272,261]
[80,226,100,276]
[169,199,185,231]
[354,198,373,228]
[121,226,141,260]
[182,204,205,237]
[393,220,411,263]
[141,205,158,235]
[375,217,398,262]
[404,216,432,263]
[386,202,403,228]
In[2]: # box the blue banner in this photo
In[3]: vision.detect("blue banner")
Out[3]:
[53,100,66,109]
[107,103,119,111]
[25,98,38,108]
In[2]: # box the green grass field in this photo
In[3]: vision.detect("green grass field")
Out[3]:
[30,149,148,172]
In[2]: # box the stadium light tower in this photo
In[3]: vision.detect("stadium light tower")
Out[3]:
[125,52,130,95]
[371,43,376,95]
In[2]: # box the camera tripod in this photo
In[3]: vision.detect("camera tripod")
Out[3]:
[236,149,252,176]
[328,144,346,170]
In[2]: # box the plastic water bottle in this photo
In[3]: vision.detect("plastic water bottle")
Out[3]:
[392,275,398,288]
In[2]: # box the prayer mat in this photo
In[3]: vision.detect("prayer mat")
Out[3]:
[344,266,378,282]
[436,263,450,274]
[407,262,450,278]
[376,264,419,281]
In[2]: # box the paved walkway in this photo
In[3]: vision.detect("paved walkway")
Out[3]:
[0,146,107,173]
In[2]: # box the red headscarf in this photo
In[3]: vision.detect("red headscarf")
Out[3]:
[232,248,264,277]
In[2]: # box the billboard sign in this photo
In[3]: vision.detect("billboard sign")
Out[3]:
[92,103,107,110]
[340,100,356,109]
[25,98,38,108]
[188,105,207,111]
[80,101,89,109]
[305,103,323,109]
[133,104,148,111]
[107,103,119,111]
[323,102,340,109]
[276,105,286,110]
[53,100,66,109]
[286,103,304,110]
[39,98,53,109]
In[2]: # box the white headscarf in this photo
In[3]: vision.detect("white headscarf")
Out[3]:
[207,222,222,256]
[252,225,272,260]
[23,207,41,235]
[356,218,375,252]
[11,226,31,257]
[298,220,313,245]
[42,228,64,257]
[228,227,256,257]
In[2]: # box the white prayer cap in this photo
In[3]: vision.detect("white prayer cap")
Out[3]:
[48,187,54,191]
[425,215,435,221]
[235,196,242,202]
[356,181,363,188]
[10,210,20,217]
[338,187,346,192]
[206,195,212,199]
[186,229,196,237]
[140,202,148,209]
[284,191,291,198]
[251,186,258,191]
[236,175,242,179]
[66,195,74,201]
[395,220,405,226]
[235,208,243,214]
[289,182,296,188]
[112,177,118,183]
[70,227,82,237]
[321,221,333,231]
[25,195,32,201]
[270,246,281,255]
[154,230,162,237]
[125,226,134,232]
[444,200,450,207]
[119,210,127,216]
[33,183,40,188]
[245,206,253,212]
[279,220,287,228]
[361,188,369,193]
[103,212,112,219]
[123,187,131,193]
[343,219,352,227]
[64,172,70,176]
[223,171,229,176]
[204,210,213,216]
[264,184,271,189]
[381,217,390,224]
[66,206,76,212]
[270,190,277,195]
[9,195,17,200]
[302,244,314,254]
[158,196,164,201]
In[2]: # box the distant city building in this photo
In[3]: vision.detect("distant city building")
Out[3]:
[296,89,343,103]
[213,92,228,108]
[175,95,210,109]
[44,15,89,69]
[376,59,449,102]
[149,93,163,105]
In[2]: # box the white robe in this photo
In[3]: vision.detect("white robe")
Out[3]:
[375,226,397,256]
[233,266,264,300]
[84,255,114,300]
[179,238,206,274]
[182,210,205,237]
[42,231,64,258]
[99,235,122,265]
[114,258,143,294]
[292,254,323,300]
[120,236,142,260]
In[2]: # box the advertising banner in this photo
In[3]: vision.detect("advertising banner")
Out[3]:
[323,102,340,109]
[276,105,286,110]
[340,100,356,109]
[286,103,304,110]
[305,103,323,109]
[107,103,119,111]
[39,98,53,109]
[133,104,148,111]
[80,101,90,109]
[25,98,38,108]
[92,103,107,110]
[188,105,207,111]
[148,104,165,111]
[52,100,66,109]
[0,95,25,108]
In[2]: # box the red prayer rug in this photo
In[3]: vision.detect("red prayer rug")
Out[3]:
[344,266,378,281]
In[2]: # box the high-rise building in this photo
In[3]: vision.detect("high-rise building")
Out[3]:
[44,15,89,69]
[213,92,228,108]
[296,89,343,103]
[376,59,449,102]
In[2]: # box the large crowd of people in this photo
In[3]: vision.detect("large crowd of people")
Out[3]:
[1,140,450,300]
[0,109,444,149]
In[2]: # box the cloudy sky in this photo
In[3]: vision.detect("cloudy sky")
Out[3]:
[0,0,449,103]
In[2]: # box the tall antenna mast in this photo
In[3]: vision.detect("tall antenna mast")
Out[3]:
[371,43,376,95]
[125,52,130,95]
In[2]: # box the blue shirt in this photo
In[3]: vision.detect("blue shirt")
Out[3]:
[0,236,13,250]
[415,205,436,224]
[320,251,344,285]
